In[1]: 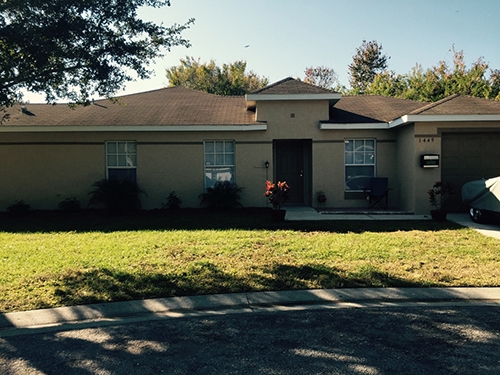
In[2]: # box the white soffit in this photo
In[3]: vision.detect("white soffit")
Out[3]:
[320,114,500,130]
[246,93,341,108]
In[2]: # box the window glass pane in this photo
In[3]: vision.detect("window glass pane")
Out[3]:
[107,142,117,153]
[345,166,374,191]
[366,152,375,164]
[354,153,364,164]
[205,154,214,165]
[126,155,136,167]
[215,141,224,153]
[205,167,234,188]
[205,142,214,153]
[225,154,234,165]
[345,152,353,165]
[354,139,364,151]
[108,169,137,184]
[127,142,137,153]
[118,155,127,166]
[365,139,375,150]
[225,141,234,152]
[344,140,353,152]
[215,154,224,165]
[118,142,127,153]
[107,155,117,167]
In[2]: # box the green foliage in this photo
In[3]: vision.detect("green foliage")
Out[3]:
[0,0,194,108]
[166,57,269,95]
[365,47,499,102]
[199,181,243,210]
[1,212,499,313]
[303,66,338,89]
[88,179,146,214]
[6,200,31,214]
[57,197,81,213]
[348,40,389,92]
[162,191,182,210]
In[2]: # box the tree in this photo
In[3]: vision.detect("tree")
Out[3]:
[365,47,496,102]
[348,40,389,92]
[303,66,338,89]
[0,0,194,109]
[166,57,269,95]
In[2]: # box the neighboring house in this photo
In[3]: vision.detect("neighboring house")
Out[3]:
[2,77,500,214]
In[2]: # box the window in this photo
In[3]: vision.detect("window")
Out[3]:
[204,140,235,188]
[106,141,137,183]
[344,139,375,191]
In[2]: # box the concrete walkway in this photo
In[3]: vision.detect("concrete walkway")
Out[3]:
[284,206,500,240]
[284,206,431,221]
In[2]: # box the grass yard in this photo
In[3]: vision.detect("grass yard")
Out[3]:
[1,209,500,313]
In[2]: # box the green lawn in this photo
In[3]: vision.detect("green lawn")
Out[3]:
[1,209,499,313]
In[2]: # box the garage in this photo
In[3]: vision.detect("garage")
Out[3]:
[441,131,500,212]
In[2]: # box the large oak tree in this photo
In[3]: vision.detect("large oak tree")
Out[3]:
[0,0,194,109]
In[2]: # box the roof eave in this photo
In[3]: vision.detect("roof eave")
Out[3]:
[0,124,268,133]
[321,114,500,130]
[246,93,342,109]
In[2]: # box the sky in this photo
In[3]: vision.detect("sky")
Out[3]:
[23,0,500,103]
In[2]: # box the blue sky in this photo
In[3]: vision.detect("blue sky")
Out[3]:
[24,0,500,102]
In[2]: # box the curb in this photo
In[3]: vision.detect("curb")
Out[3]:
[2,288,500,333]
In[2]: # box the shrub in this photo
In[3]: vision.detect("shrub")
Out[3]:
[162,191,182,210]
[7,200,31,214]
[199,181,243,210]
[88,179,146,214]
[57,197,81,213]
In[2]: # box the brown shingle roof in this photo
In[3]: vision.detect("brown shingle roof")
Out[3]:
[3,86,260,127]
[251,77,335,95]
[329,95,427,123]
[409,94,500,115]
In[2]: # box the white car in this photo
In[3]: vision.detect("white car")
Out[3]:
[462,176,500,223]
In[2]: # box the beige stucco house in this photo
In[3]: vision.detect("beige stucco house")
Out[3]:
[2,77,500,214]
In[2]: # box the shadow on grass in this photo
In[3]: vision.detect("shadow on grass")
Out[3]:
[0,208,463,234]
[40,262,427,310]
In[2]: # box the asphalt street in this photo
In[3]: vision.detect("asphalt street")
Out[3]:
[1,300,500,374]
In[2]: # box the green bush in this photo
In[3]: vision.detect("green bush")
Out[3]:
[57,197,81,213]
[162,191,182,210]
[6,200,31,214]
[199,181,243,210]
[88,179,146,214]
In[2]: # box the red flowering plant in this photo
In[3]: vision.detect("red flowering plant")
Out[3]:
[428,181,454,211]
[264,180,290,210]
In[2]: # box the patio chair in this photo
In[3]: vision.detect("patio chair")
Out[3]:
[368,177,389,209]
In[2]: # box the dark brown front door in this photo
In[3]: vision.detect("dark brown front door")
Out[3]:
[274,140,311,205]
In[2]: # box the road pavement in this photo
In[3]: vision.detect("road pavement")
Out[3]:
[2,288,500,374]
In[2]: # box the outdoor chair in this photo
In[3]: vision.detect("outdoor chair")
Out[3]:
[368,177,389,209]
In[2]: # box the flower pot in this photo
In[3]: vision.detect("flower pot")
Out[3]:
[431,209,447,221]
[317,195,327,203]
[271,209,286,222]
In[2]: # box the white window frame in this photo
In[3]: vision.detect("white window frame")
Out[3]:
[106,141,137,182]
[204,140,235,189]
[344,139,376,192]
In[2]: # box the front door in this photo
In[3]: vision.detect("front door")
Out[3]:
[274,140,311,205]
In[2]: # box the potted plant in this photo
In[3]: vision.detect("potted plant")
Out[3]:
[264,180,290,221]
[428,181,454,221]
[316,191,327,204]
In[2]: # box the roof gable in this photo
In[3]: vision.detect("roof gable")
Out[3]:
[246,77,341,109]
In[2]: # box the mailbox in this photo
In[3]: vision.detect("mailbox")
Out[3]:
[420,154,440,168]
